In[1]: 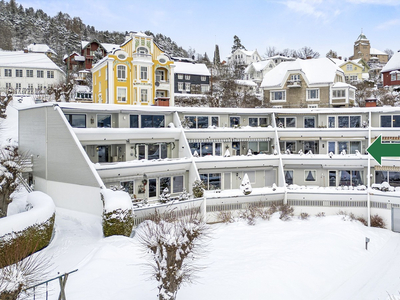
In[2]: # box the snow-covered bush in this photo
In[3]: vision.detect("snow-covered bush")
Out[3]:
[137,210,211,300]
[240,173,252,195]
[216,210,235,223]
[0,192,55,268]
[315,212,326,218]
[178,189,189,201]
[192,180,205,198]
[101,189,134,237]
[298,212,310,220]
[370,214,386,229]
[159,187,171,204]
[278,204,294,221]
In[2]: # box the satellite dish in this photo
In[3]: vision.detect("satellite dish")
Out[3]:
[155,82,160,87]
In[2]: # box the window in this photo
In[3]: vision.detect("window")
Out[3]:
[37,70,44,78]
[200,173,221,190]
[201,76,206,81]
[16,69,23,77]
[141,89,148,102]
[271,91,286,101]
[185,82,191,92]
[276,117,296,128]
[130,115,138,128]
[121,181,134,195]
[304,117,315,128]
[248,141,269,154]
[375,171,400,187]
[249,117,267,127]
[346,64,353,71]
[285,170,293,185]
[290,74,300,81]
[117,65,126,80]
[26,70,33,77]
[329,116,361,128]
[332,90,346,98]
[339,170,363,186]
[178,82,183,91]
[156,69,165,82]
[307,89,319,100]
[329,171,336,186]
[149,178,157,197]
[37,84,43,90]
[137,47,148,54]
[141,115,165,128]
[15,83,21,90]
[189,142,222,157]
[185,75,190,80]
[308,104,318,108]
[305,170,316,182]
[4,69,11,77]
[212,116,219,127]
[230,116,240,127]
[6,83,11,89]
[178,74,183,80]
[65,114,86,128]
[173,176,184,193]
[97,114,111,128]
[47,71,54,78]
[232,142,241,156]
[381,115,400,128]
[349,75,358,81]
[27,84,33,91]
[201,85,209,93]
[140,66,147,79]
[117,87,127,102]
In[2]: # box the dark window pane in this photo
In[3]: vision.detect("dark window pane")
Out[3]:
[65,114,86,128]
[389,172,400,186]
[329,171,336,186]
[339,170,351,186]
[97,114,111,128]
[285,170,293,185]
[148,144,159,160]
[375,171,387,184]
[173,176,184,193]
[232,141,240,155]
[381,115,391,127]
[394,115,400,128]
[215,143,222,156]
[259,118,267,126]
[160,143,167,159]
[160,177,171,194]
[328,142,335,154]
[138,145,145,160]
[209,173,221,190]
[189,143,200,155]
[141,115,153,128]
[201,142,213,156]
[121,181,134,194]
[153,115,164,128]
[230,116,240,127]
[149,179,157,197]
[338,116,349,128]
[249,118,258,127]
[197,116,209,128]
[187,116,196,128]
[200,174,208,189]
[211,116,219,127]
[350,116,361,128]
[277,118,284,127]
[130,115,138,128]
[352,171,363,186]
[328,116,335,128]
[304,117,315,128]
[286,117,296,127]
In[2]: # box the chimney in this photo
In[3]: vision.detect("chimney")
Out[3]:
[23,48,28,53]
[338,56,342,60]
[365,97,377,107]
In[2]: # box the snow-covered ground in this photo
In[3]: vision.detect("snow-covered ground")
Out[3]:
[34,208,400,300]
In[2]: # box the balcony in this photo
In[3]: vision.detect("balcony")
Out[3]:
[287,80,301,88]
[132,53,152,62]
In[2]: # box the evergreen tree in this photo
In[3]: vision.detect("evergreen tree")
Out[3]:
[213,44,220,65]
[231,35,246,53]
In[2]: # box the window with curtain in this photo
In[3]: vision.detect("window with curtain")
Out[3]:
[305,170,316,182]
[285,170,293,185]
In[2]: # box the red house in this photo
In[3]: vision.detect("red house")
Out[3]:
[381,51,400,90]
[81,40,119,70]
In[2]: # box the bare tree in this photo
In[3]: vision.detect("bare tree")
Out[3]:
[264,46,278,58]
[46,81,74,102]
[353,81,372,107]
[326,49,338,58]
[297,46,320,59]
[137,210,211,300]
[384,49,394,60]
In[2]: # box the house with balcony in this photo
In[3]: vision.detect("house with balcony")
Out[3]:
[173,61,211,95]
[261,58,357,108]
[0,51,64,95]
[91,31,175,106]
[227,49,262,67]
[381,51,400,91]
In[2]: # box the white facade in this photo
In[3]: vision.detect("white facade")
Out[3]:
[228,49,262,66]
[0,51,65,93]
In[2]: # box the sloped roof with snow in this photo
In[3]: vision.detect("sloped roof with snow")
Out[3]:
[101,43,120,53]
[261,58,344,88]
[235,80,257,86]
[27,43,57,55]
[173,62,211,76]
[381,51,400,73]
[246,60,274,73]
[330,58,363,69]
[0,51,63,71]
[370,48,387,56]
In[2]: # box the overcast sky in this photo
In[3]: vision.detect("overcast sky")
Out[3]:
[18,0,400,60]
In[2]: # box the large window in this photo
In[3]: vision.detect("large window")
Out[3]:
[249,117,267,127]
[184,115,218,128]
[156,69,165,82]
[230,116,240,127]
[305,170,316,182]
[4,69,11,77]
[332,90,346,98]
[37,70,44,78]
[375,171,400,187]
[271,90,286,101]
[97,114,111,128]
[304,117,315,128]
[16,69,23,77]
[138,143,168,160]
[65,114,86,128]
[47,71,54,78]
[276,117,296,128]
[117,65,126,80]
[189,142,222,157]
[306,89,319,101]
[121,181,134,195]
[329,171,336,186]
[140,66,147,79]
[339,170,363,186]
[381,115,400,128]
[328,116,361,128]
[26,70,33,77]
[130,115,138,128]
[200,173,221,190]
[117,87,127,102]
[141,115,165,128]
[285,170,293,185]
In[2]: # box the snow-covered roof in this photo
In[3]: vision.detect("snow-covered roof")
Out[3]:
[81,41,90,49]
[330,58,363,69]
[27,43,57,55]
[370,48,388,56]
[173,62,211,76]
[261,58,343,88]
[235,80,257,87]
[246,60,274,73]
[332,82,356,89]
[381,51,400,73]
[101,43,120,53]
[0,51,63,71]
[265,55,295,62]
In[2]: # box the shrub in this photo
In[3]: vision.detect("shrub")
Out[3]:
[278,204,294,221]
[192,180,205,198]
[298,212,310,220]
[356,216,368,226]
[216,210,235,224]
[267,203,278,215]
[370,214,386,228]
[102,208,134,237]
[315,212,325,218]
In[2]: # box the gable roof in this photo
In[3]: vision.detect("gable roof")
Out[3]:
[27,43,57,55]
[381,51,400,73]
[245,60,275,73]
[370,48,388,56]
[261,58,343,88]
[0,51,63,71]
[174,62,211,76]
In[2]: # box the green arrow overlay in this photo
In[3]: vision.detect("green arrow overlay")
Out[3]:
[367,135,400,165]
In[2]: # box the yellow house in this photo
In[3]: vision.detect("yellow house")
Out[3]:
[332,59,369,83]
[91,31,175,106]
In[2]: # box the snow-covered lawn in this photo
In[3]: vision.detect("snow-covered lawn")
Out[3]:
[36,208,400,300]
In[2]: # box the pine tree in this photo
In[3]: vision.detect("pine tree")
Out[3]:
[213,44,220,65]
[231,35,246,53]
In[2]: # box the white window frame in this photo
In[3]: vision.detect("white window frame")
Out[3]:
[37,70,44,78]
[270,90,286,102]
[141,89,148,102]
[391,74,397,81]
[178,74,183,80]
[201,85,209,93]
[332,89,346,98]
[26,70,33,77]
[16,69,23,77]
[140,66,148,80]
[117,65,126,80]
[201,76,206,81]
[185,82,191,92]
[185,74,190,80]
[306,88,320,101]
[4,69,12,77]
[346,64,353,71]
[304,170,317,182]
[178,82,183,91]
[15,83,21,89]
[290,74,300,81]
[117,87,127,102]
[47,71,54,78]
[308,104,318,108]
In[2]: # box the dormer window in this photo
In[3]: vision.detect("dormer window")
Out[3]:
[290,74,300,81]
[137,47,148,54]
